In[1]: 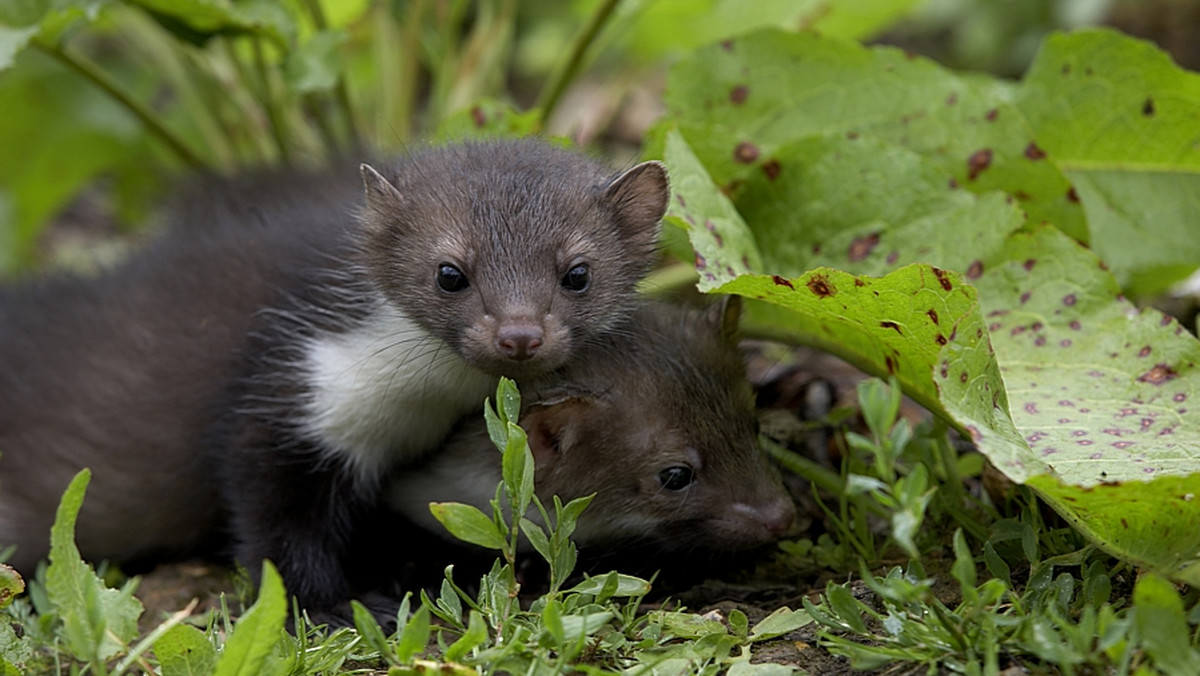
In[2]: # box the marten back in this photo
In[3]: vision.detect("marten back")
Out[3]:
[0,166,360,571]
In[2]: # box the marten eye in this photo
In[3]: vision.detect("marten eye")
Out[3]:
[658,466,695,491]
[436,264,469,293]
[561,263,590,292]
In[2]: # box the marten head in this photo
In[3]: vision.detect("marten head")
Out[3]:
[358,139,668,379]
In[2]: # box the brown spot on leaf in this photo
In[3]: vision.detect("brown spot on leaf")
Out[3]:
[1069,320,1082,331]
[948,177,959,189]
[985,108,998,121]
[807,274,834,297]
[854,278,865,287]
[771,275,794,290]
[960,371,968,383]
[885,355,897,374]
[1113,441,1135,449]
[879,321,903,335]
[1063,294,1077,306]
[966,148,993,181]
[1024,259,1037,271]
[966,260,984,279]
[733,142,759,163]
[886,251,899,264]
[720,40,734,51]
[762,159,781,181]
[946,92,958,106]
[695,253,707,270]
[1138,364,1178,384]
[1142,97,1155,116]
[848,233,880,262]
[471,106,488,127]
[1024,142,1046,160]
[933,268,953,291]
[1020,292,1031,304]
[935,334,947,345]
[926,309,939,324]
[1067,187,1080,203]
[675,194,687,208]
[1138,346,1151,358]
[1175,393,1187,402]
[730,85,748,105]
[1024,402,1038,414]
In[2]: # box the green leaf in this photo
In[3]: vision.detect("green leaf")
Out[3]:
[496,378,521,424]
[430,503,508,551]
[434,100,541,142]
[519,517,552,566]
[1014,29,1200,295]
[156,623,218,676]
[395,604,431,664]
[559,611,615,642]
[749,607,812,642]
[501,422,534,514]
[45,469,143,665]
[284,29,346,94]
[352,600,396,664]
[0,564,22,610]
[566,573,652,597]
[726,662,798,676]
[443,610,487,663]
[213,561,288,676]
[1133,574,1200,674]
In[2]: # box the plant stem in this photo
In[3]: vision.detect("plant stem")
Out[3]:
[534,0,623,131]
[251,37,293,165]
[299,0,361,150]
[33,38,208,171]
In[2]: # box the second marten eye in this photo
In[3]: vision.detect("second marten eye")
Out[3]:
[561,263,590,292]
[436,264,469,293]
[658,466,695,491]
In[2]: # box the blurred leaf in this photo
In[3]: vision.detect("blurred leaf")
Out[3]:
[1014,29,1200,295]
[0,25,38,70]
[434,100,540,142]
[124,0,295,48]
[284,29,345,93]
[1133,574,1200,674]
[395,604,431,664]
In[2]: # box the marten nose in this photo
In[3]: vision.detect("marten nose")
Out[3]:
[496,326,544,360]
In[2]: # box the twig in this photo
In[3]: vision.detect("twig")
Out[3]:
[34,38,208,170]
[534,0,623,131]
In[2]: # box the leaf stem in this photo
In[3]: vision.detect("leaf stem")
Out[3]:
[534,0,623,131]
[33,38,208,171]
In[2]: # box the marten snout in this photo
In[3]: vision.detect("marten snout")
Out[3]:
[496,324,544,360]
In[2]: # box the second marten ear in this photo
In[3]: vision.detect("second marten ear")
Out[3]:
[521,398,591,470]
[360,163,405,213]
[603,161,669,238]
[705,294,742,344]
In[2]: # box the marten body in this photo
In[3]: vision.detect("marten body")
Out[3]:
[0,139,668,617]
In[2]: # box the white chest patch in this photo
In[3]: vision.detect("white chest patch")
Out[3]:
[302,304,498,483]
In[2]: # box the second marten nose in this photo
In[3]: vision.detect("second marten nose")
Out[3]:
[496,326,544,360]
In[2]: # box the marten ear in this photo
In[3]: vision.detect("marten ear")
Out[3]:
[360,163,405,214]
[704,294,742,344]
[603,161,669,240]
[521,397,593,471]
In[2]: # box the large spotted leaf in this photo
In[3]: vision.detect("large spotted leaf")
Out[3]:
[662,121,1200,583]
